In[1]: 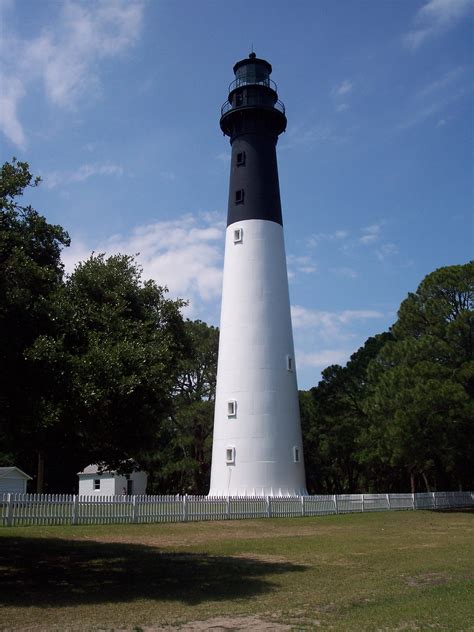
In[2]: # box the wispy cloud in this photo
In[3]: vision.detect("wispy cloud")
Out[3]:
[376,243,399,261]
[44,163,124,189]
[397,67,468,130]
[0,0,144,148]
[404,0,473,50]
[359,223,382,245]
[332,80,354,97]
[287,255,317,276]
[297,349,351,369]
[291,305,383,337]
[62,213,225,319]
[292,305,386,377]
[331,266,358,279]
[307,229,349,248]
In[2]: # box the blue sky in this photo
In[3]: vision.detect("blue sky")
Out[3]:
[1,0,472,389]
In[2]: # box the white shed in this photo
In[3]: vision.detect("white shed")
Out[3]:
[77,464,147,496]
[0,467,32,494]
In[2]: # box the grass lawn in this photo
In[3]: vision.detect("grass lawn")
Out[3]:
[0,510,473,631]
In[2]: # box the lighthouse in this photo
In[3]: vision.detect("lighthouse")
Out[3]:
[209,53,307,497]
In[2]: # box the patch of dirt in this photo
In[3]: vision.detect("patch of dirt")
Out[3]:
[404,572,450,588]
[115,617,292,631]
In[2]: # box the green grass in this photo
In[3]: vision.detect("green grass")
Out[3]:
[1,510,473,630]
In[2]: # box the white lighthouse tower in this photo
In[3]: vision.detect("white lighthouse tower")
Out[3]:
[209,53,307,497]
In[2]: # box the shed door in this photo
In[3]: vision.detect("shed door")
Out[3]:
[127,479,133,495]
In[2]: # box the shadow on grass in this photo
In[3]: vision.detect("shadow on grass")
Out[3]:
[0,536,306,608]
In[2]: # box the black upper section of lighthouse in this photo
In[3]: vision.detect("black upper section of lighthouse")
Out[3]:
[221,53,286,227]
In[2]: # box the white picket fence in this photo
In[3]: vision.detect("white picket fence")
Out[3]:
[1,491,472,527]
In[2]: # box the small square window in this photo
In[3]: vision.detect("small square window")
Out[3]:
[233,228,243,243]
[235,189,244,204]
[94,479,101,490]
[227,400,237,417]
[286,355,293,371]
[236,151,246,166]
[226,446,235,464]
[293,446,300,463]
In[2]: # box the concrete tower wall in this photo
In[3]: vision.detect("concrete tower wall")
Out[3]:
[208,218,307,496]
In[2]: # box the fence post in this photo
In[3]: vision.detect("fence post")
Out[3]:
[132,495,139,523]
[266,496,272,518]
[386,493,391,510]
[226,496,231,520]
[72,495,79,525]
[361,494,365,512]
[301,495,305,517]
[334,494,338,515]
[6,493,13,527]
[412,493,416,510]
[432,491,437,510]
[182,495,188,522]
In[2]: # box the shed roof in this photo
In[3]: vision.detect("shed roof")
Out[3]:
[0,467,32,480]
[77,464,115,475]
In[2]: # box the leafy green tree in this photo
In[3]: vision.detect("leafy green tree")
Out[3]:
[366,263,474,492]
[152,320,219,494]
[0,159,70,490]
[304,333,392,493]
[30,253,189,485]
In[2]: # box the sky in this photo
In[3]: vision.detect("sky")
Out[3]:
[1,0,473,389]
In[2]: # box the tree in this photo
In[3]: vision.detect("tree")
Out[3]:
[152,320,219,494]
[30,253,189,486]
[366,263,474,492]
[303,333,392,493]
[0,159,70,490]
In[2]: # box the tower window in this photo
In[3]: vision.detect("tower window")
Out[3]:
[235,189,244,204]
[293,446,300,463]
[94,479,101,490]
[236,151,246,166]
[226,446,235,464]
[286,355,293,371]
[233,228,243,243]
[235,93,243,106]
[227,400,237,417]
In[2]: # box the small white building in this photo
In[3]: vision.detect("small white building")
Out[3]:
[0,467,32,494]
[77,464,147,496]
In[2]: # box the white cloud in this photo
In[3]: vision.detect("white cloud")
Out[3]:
[44,163,124,188]
[292,305,387,382]
[359,223,382,245]
[397,67,467,130]
[287,255,317,276]
[0,76,26,148]
[332,80,354,97]
[376,243,399,261]
[62,213,225,319]
[307,229,349,248]
[416,67,465,100]
[0,0,144,148]
[291,305,383,338]
[404,0,473,50]
[331,266,358,279]
[297,349,351,369]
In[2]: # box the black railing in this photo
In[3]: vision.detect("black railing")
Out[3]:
[221,98,285,117]
[228,77,278,93]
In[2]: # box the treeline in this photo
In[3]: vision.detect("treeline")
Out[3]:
[1,159,473,494]
[0,159,217,493]
[301,260,474,493]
